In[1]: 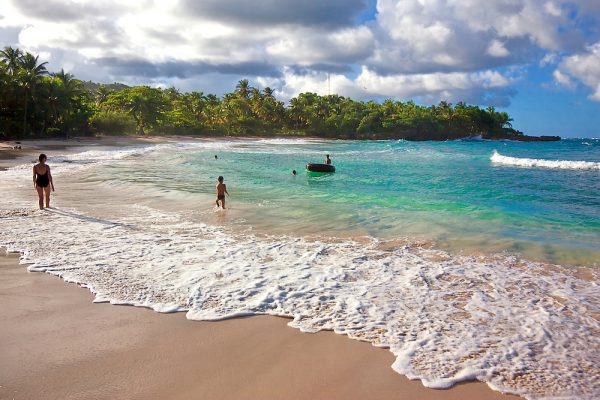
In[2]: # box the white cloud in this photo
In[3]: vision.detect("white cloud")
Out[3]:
[556,42,600,100]
[353,67,512,99]
[553,70,575,88]
[0,0,599,106]
[272,68,349,100]
[258,65,514,107]
[266,26,374,65]
[487,40,510,58]
[367,0,593,75]
[540,53,559,67]
[544,1,562,17]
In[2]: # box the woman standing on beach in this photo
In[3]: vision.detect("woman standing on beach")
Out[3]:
[32,153,54,210]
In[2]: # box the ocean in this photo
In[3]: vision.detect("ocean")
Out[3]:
[1,138,599,399]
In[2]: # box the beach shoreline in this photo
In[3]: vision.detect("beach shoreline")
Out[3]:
[0,135,176,170]
[0,137,525,399]
[0,250,521,400]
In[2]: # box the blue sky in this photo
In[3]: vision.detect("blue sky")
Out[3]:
[1,0,599,138]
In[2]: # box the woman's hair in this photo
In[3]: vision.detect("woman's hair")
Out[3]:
[39,153,47,162]
[218,176,224,182]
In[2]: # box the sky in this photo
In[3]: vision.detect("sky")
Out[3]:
[1,0,599,138]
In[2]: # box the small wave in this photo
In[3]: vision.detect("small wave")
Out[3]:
[256,138,327,145]
[455,135,484,142]
[0,143,196,177]
[491,150,600,170]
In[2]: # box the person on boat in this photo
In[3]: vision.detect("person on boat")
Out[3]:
[215,176,229,209]
[325,154,331,165]
[32,153,54,210]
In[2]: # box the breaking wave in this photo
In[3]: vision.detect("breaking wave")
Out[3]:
[491,150,600,170]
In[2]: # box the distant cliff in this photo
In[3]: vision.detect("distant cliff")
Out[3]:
[352,129,561,142]
[481,132,561,142]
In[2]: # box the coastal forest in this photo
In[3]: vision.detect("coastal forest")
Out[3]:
[1,46,530,141]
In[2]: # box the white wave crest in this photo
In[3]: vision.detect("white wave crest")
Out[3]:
[491,150,600,170]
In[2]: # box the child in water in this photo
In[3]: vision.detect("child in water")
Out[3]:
[215,176,229,209]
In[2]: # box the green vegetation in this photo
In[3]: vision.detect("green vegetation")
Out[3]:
[1,46,527,140]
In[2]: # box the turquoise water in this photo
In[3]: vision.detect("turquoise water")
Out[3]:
[102,138,600,266]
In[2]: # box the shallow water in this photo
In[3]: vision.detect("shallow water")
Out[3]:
[1,138,599,399]
[87,138,600,265]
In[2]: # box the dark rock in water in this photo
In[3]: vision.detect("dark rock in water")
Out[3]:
[540,136,561,141]
[357,129,560,142]
[482,132,561,142]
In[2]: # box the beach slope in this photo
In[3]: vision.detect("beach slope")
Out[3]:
[0,252,521,400]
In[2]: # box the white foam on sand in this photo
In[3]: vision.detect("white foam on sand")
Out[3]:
[491,150,600,170]
[1,200,599,400]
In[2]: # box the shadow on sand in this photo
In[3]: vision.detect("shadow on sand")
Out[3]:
[45,208,136,229]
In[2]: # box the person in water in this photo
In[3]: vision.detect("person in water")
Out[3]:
[215,176,229,209]
[292,170,297,176]
[32,153,54,210]
[325,154,332,165]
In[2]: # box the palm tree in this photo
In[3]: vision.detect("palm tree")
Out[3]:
[51,69,83,136]
[259,89,285,125]
[17,52,48,136]
[184,91,206,123]
[235,79,251,100]
[202,94,222,126]
[0,46,23,76]
[221,92,252,132]
[495,111,513,129]
[94,85,112,108]
[288,93,316,129]
[263,87,275,99]
[0,48,23,136]
[249,87,263,118]
[124,87,166,134]
[38,77,62,135]
[164,86,180,101]
[52,69,80,89]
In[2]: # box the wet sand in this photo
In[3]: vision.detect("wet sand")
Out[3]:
[0,137,522,399]
[0,252,521,400]
[0,136,171,170]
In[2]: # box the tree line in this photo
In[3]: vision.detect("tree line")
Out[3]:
[1,47,522,140]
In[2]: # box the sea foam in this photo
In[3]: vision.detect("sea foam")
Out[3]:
[491,150,600,170]
[1,203,599,400]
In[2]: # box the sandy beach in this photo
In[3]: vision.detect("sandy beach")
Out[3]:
[0,251,521,400]
[0,138,524,399]
[0,136,171,171]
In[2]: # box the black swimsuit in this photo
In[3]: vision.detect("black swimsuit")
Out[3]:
[36,169,49,187]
